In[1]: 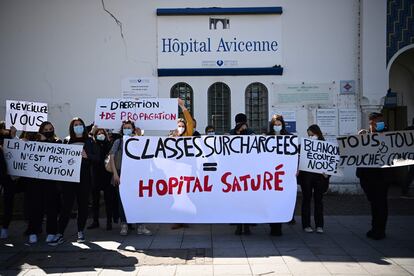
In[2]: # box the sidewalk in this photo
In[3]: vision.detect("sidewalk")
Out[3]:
[1,214,414,275]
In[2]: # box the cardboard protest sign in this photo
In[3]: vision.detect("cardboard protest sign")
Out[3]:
[299,138,342,176]
[120,135,299,223]
[6,100,48,132]
[3,139,83,182]
[94,98,177,130]
[337,130,414,168]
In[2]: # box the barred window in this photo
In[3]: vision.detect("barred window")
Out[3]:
[208,82,231,134]
[170,82,193,118]
[245,82,269,134]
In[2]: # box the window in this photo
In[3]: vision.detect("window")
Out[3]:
[245,82,269,134]
[208,82,231,134]
[170,82,193,118]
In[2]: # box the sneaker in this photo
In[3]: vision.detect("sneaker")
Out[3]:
[77,231,85,243]
[48,234,64,246]
[303,227,313,233]
[45,234,55,243]
[0,228,8,239]
[137,225,152,236]
[120,223,128,236]
[29,234,38,244]
[316,227,324,233]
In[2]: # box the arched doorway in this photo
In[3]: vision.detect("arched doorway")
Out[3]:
[387,45,414,129]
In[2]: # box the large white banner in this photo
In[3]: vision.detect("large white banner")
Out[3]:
[120,135,299,223]
[299,138,342,176]
[337,130,414,168]
[94,98,177,130]
[6,100,48,132]
[157,14,282,69]
[3,139,83,182]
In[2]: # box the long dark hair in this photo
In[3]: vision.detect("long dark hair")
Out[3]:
[69,117,88,140]
[307,124,325,141]
[268,114,289,135]
[37,121,58,141]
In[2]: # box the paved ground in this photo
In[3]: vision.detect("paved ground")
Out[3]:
[1,215,414,275]
[1,186,414,275]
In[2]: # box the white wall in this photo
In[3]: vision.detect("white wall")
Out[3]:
[0,0,388,186]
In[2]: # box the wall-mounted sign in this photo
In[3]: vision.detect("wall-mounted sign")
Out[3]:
[157,13,282,69]
[275,83,335,106]
[340,80,355,94]
[121,77,158,99]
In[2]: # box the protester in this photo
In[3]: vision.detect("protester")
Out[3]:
[267,114,292,236]
[171,98,194,229]
[26,122,62,244]
[297,124,329,234]
[0,122,18,239]
[401,117,414,198]
[230,113,254,235]
[49,118,95,245]
[356,112,392,240]
[205,125,215,135]
[192,118,201,137]
[87,128,114,230]
[109,120,152,236]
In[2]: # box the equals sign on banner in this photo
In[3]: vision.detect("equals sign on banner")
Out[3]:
[203,162,217,171]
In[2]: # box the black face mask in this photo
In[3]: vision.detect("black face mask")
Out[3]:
[42,131,55,139]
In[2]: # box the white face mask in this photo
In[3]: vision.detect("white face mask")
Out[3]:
[207,131,215,135]
[273,125,282,132]
[309,135,318,140]
[177,127,185,135]
[96,134,106,141]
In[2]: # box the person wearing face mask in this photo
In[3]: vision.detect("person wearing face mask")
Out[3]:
[174,98,194,138]
[356,112,391,240]
[170,98,194,229]
[0,122,18,239]
[230,113,255,136]
[49,118,96,246]
[25,122,62,244]
[205,125,216,135]
[297,124,329,234]
[267,114,292,236]
[229,113,255,235]
[87,128,114,231]
[109,121,152,236]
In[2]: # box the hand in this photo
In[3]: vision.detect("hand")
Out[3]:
[322,173,329,178]
[113,173,120,186]
[10,126,17,138]
[81,149,88,159]
[178,98,187,111]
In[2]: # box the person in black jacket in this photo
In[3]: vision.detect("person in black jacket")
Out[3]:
[230,113,255,235]
[298,124,329,234]
[26,121,62,244]
[49,117,97,246]
[267,114,292,236]
[87,127,114,230]
[356,112,391,240]
[0,122,19,239]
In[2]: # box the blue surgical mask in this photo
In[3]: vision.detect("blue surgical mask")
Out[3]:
[73,125,84,135]
[273,125,282,133]
[376,121,385,131]
[123,128,133,136]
